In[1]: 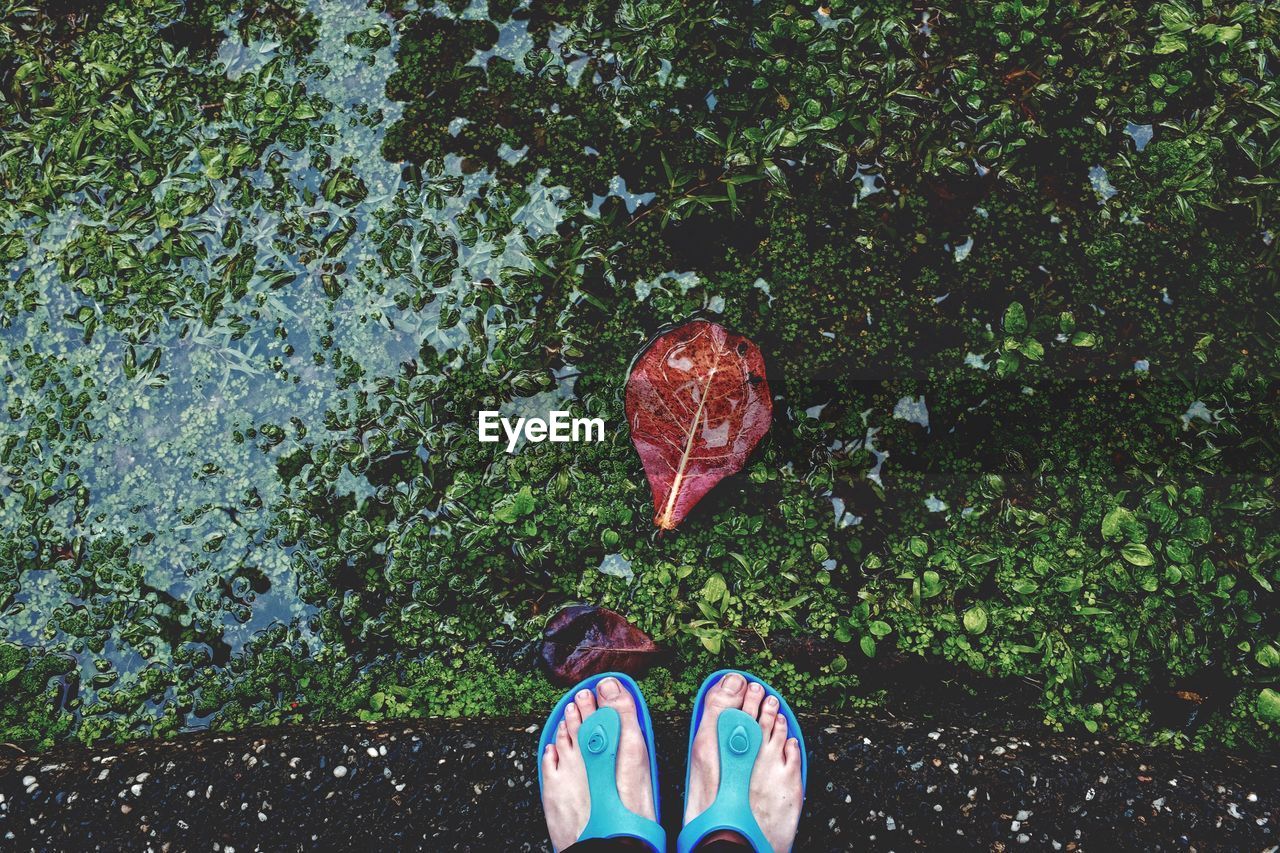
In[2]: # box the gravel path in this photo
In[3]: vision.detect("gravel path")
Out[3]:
[2,713,1277,850]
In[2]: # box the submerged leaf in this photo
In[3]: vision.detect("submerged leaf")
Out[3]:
[626,320,772,529]
[1121,542,1155,566]
[1258,689,1280,724]
[494,485,535,524]
[1003,301,1028,335]
[541,605,662,686]
[963,605,988,635]
[1101,506,1134,539]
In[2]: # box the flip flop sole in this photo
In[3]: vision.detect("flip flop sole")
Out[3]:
[537,672,665,851]
[679,669,808,852]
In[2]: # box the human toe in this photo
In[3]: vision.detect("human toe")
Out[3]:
[757,693,779,735]
[706,672,747,712]
[595,676,638,720]
[574,687,597,720]
[784,737,801,768]
[769,714,789,749]
[556,719,574,752]
[565,702,583,741]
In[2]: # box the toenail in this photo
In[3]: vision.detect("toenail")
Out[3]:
[577,689,591,701]
[722,673,744,693]
[748,682,762,693]
[598,678,620,698]
[766,696,778,707]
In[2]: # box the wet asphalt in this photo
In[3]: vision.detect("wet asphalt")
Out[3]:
[1,711,1277,850]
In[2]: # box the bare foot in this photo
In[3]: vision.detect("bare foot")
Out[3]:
[541,677,657,850]
[684,673,804,853]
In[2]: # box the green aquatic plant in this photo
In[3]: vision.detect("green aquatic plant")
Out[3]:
[0,0,1278,752]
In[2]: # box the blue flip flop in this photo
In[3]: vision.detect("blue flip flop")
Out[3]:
[537,672,667,852]
[677,670,808,853]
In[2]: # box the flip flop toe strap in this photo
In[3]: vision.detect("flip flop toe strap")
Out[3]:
[576,706,667,851]
[676,709,773,853]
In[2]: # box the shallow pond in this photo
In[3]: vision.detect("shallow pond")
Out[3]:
[2,0,1278,748]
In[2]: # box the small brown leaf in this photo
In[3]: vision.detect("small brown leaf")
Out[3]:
[541,605,662,686]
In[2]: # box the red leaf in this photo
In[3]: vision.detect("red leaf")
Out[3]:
[541,605,662,686]
[625,320,772,529]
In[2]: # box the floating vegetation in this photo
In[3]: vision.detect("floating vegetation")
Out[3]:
[1,0,1278,751]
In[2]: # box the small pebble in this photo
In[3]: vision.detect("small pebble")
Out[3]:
[333,766,348,778]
